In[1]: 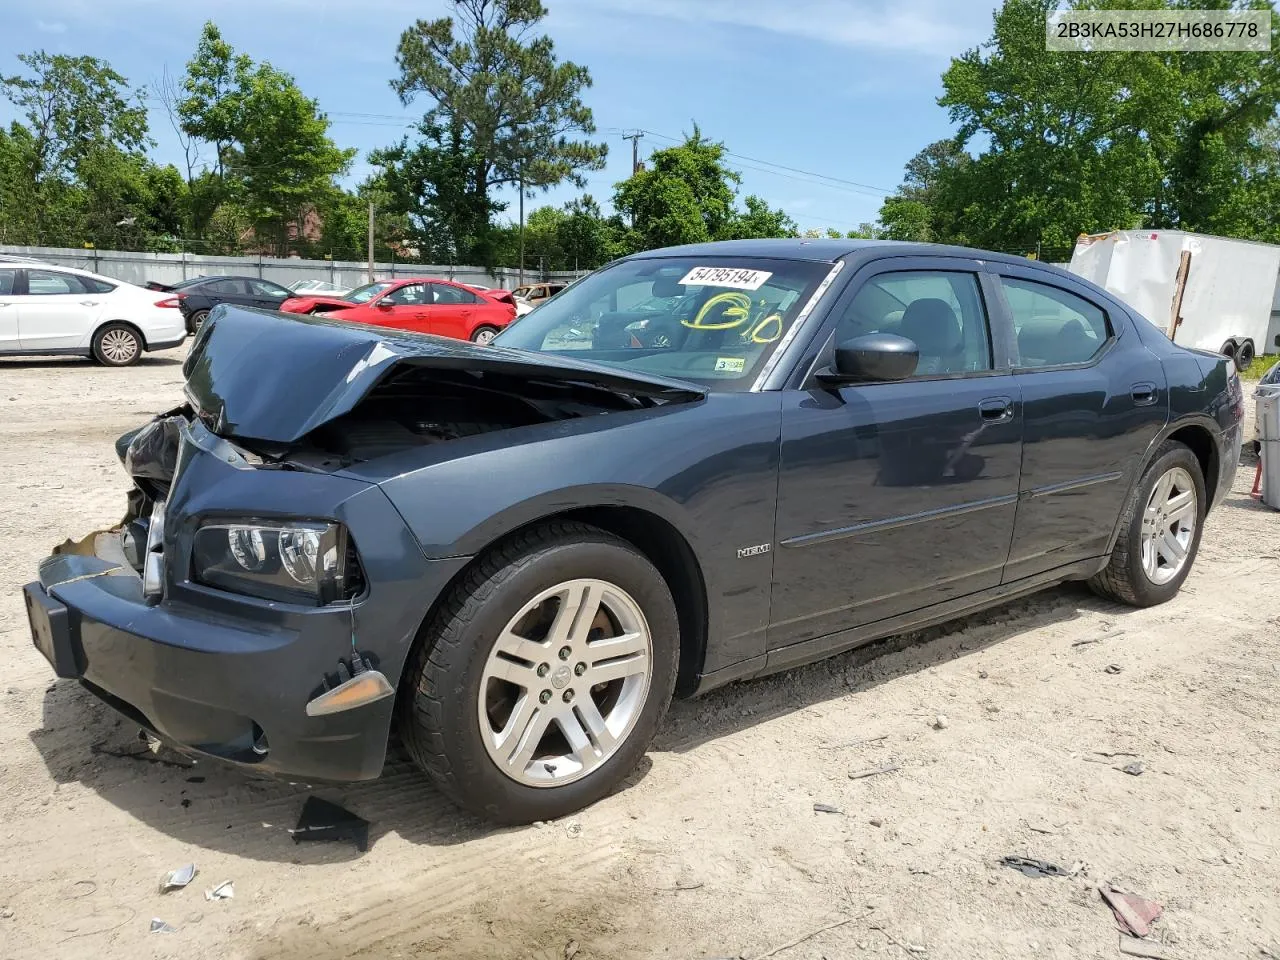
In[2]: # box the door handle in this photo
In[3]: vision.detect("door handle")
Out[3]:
[80,300,100,307]
[979,396,1014,422]
[1131,382,1158,406]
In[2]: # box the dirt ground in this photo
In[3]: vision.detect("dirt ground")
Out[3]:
[1,347,1278,960]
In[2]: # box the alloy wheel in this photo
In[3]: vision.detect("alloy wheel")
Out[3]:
[100,329,139,364]
[477,578,653,787]
[473,328,497,345]
[1139,466,1197,585]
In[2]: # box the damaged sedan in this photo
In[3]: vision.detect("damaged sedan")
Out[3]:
[24,240,1243,824]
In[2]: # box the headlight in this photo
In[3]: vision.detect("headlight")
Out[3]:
[192,520,363,604]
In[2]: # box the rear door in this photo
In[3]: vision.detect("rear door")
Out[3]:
[424,283,481,339]
[992,266,1169,580]
[248,279,293,311]
[769,257,1024,649]
[0,267,20,351]
[16,269,110,350]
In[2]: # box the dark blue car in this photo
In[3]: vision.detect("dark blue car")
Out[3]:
[24,240,1244,823]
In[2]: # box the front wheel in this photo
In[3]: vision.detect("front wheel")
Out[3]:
[470,325,499,345]
[1088,441,1206,607]
[399,522,679,824]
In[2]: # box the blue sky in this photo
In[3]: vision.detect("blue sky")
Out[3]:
[1,0,1000,234]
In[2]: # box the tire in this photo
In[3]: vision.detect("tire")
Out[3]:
[1088,441,1206,607]
[91,323,143,367]
[1234,339,1255,372]
[399,521,679,824]
[470,325,500,345]
[188,309,210,334]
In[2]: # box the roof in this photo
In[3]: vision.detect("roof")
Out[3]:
[625,238,1075,275]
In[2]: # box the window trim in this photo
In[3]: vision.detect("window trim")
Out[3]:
[805,260,1007,387]
[992,270,1118,374]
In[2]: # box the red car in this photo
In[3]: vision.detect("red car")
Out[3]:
[281,277,517,344]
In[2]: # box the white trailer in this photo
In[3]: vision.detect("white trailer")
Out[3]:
[1069,229,1280,369]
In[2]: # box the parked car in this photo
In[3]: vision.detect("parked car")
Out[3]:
[149,275,296,333]
[288,279,352,296]
[281,277,516,343]
[512,281,568,307]
[0,262,187,365]
[23,240,1243,825]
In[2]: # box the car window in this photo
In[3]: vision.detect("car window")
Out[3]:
[1001,277,1112,368]
[430,283,480,305]
[250,280,290,299]
[381,283,429,306]
[84,277,115,293]
[205,278,247,296]
[493,256,831,390]
[835,270,993,376]
[25,270,98,296]
[0,268,18,295]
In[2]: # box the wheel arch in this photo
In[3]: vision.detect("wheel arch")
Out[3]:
[1105,416,1220,554]
[402,504,710,699]
[92,318,148,350]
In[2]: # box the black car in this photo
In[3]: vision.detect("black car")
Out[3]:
[153,275,295,333]
[23,240,1244,824]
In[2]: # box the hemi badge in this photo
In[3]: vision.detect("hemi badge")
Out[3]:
[737,543,772,559]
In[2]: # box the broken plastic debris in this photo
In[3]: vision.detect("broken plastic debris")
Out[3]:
[1099,884,1163,938]
[812,803,842,814]
[1122,761,1146,776]
[290,796,369,852]
[999,855,1071,878]
[150,918,177,933]
[159,863,196,893]
[205,881,234,901]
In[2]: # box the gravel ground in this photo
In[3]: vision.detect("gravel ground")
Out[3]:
[1,348,1277,960]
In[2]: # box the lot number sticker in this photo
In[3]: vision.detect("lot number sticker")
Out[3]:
[679,266,773,290]
[714,357,746,373]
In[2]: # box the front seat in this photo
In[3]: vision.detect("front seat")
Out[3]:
[900,298,963,374]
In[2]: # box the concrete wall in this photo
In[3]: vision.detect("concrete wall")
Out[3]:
[0,245,587,291]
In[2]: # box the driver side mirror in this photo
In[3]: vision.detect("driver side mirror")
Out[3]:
[376,301,393,310]
[818,333,919,384]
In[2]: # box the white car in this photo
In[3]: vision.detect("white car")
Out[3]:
[0,262,187,366]
[288,278,351,296]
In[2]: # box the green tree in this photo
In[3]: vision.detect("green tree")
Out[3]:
[557,195,613,269]
[392,0,607,260]
[177,22,354,255]
[0,52,149,243]
[613,126,741,248]
[723,195,798,240]
[369,121,501,263]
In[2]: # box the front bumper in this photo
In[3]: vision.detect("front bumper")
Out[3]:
[23,420,470,782]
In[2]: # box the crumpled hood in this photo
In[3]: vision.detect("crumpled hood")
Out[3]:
[182,305,707,444]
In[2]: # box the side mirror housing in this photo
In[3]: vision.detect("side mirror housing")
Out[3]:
[818,333,919,384]
[376,301,393,310]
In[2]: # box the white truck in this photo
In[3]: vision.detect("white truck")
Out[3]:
[1069,229,1280,370]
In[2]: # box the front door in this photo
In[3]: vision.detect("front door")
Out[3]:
[374,282,432,332]
[16,268,103,350]
[769,260,1023,649]
[991,267,1170,581]
[248,279,293,312]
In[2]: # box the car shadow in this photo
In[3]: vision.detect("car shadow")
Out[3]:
[0,355,183,368]
[27,582,1115,863]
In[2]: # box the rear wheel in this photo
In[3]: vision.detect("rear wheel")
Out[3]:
[470,325,499,345]
[1234,339,1255,372]
[91,323,142,367]
[1089,441,1206,607]
[399,522,679,824]
[188,309,210,333]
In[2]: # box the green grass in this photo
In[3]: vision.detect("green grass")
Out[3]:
[1239,354,1278,380]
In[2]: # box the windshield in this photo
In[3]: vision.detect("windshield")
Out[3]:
[493,256,830,389]
[344,281,395,304]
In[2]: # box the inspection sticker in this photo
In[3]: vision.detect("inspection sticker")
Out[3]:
[679,266,773,290]
[714,356,746,373]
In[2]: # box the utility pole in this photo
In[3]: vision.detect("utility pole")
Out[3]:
[367,198,375,284]
[518,168,525,287]
[622,130,643,174]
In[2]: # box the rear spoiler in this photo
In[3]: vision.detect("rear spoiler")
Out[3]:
[485,289,516,306]
[145,280,174,292]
